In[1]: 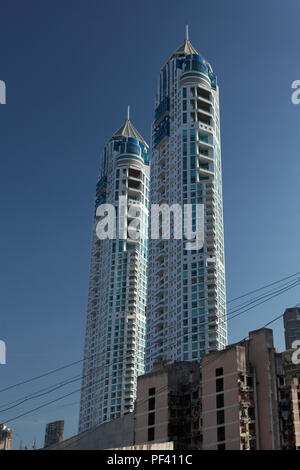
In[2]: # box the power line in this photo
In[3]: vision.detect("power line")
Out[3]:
[28,296,300,446]
[4,369,167,427]
[0,375,82,413]
[147,276,300,349]
[5,298,300,430]
[147,277,300,349]
[0,361,133,414]
[53,383,170,450]
[227,271,300,304]
[6,271,284,409]
[1,349,147,415]
[226,277,300,315]
[0,359,84,394]
[2,278,298,416]
[227,279,300,321]
[262,302,300,329]
[4,389,81,425]
[1,270,300,398]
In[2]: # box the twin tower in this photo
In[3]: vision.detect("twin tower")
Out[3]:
[79,30,227,432]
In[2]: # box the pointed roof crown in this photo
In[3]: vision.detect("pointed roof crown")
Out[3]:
[172,39,200,57]
[164,25,202,66]
[110,106,148,147]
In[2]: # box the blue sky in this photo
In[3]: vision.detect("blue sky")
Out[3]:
[0,0,300,449]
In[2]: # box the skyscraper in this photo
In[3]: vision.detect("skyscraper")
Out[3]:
[79,109,150,431]
[146,28,227,371]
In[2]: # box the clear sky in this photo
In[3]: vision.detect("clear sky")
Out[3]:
[0,0,300,449]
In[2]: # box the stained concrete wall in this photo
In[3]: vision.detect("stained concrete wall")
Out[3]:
[45,414,134,450]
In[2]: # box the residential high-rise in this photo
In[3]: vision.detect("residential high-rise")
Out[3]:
[44,420,64,448]
[79,109,150,432]
[283,307,300,349]
[146,28,227,371]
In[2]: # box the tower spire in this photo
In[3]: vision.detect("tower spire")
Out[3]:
[127,105,130,121]
[185,24,189,41]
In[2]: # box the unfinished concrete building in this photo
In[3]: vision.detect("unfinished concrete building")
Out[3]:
[135,360,202,450]
[202,328,300,450]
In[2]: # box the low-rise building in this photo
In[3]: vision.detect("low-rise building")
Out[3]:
[201,328,300,450]
[135,361,201,450]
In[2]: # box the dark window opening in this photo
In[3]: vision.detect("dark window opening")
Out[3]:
[149,397,155,411]
[148,412,155,426]
[216,394,224,409]
[217,426,225,442]
[148,427,155,442]
[216,378,224,393]
[217,409,225,425]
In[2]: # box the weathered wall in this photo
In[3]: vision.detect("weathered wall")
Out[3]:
[45,414,134,450]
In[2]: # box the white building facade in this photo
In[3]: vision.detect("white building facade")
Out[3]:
[146,31,227,371]
[79,113,150,431]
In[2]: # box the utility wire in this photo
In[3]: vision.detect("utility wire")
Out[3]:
[1,270,300,397]
[147,278,300,349]
[10,279,297,420]
[4,298,300,429]
[3,272,292,414]
[226,278,300,315]
[4,370,168,426]
[0,359,84,394]
[48,383,170,450]
[227,271,300,304]
[2,277,299,417]
[1,352,146,415]
[0,375,82,413]
[4,389,81,425]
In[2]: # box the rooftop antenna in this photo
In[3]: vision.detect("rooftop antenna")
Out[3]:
[186,24,189,41]
[127,105,130,121]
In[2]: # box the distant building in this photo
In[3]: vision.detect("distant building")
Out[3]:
[44,420,64,448]
[284,307,300,349]
[201,328,300,450]
[135,360,201,450]
[282,348,300,382]
[0,424,13,450]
